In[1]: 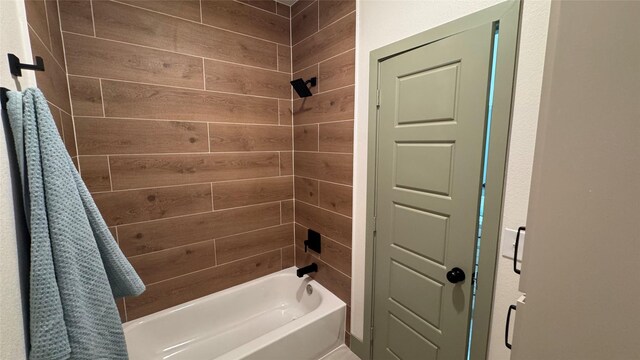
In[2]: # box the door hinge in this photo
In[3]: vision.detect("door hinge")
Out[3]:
[370,326,375,343]
[376,89,380,109]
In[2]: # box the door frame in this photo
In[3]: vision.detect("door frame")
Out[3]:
[356,2,522,359]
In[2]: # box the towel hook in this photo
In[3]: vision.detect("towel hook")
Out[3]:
[8,53,45,77]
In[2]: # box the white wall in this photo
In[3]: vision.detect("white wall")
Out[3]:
[351,1,551,359]
[0,0,35,358]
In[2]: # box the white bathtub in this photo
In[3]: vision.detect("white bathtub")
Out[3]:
[123,267,346,360]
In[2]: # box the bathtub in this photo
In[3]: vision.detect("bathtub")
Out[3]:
[123,267,346,360]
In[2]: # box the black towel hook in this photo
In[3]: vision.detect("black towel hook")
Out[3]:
[8,53,45,77]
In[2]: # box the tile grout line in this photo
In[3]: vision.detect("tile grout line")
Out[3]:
[70,72,290,101]
[202,57,206,89]
[110,0,289,47]
[89,0,97,37]
[292,47,355,75]
[206,122,211,152]
[116,200,286,228]
[42,0,53,53]
[88,175,294,195]
[63,30,287,74]
[232,0,283,19]
[73,113,287,126]
[291,0,316,19]
[56,13,82,171]
[26,24,65,72]
[80,149,289,157]
[98,79,106,117]
[138,248,284,288]
[210,182,214,211]
[296,199,353,220]
[297,244,352,279]
[106,155,114,191]
[125,222,292,260]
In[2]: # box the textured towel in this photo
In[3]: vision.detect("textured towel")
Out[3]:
[6,88,145,360]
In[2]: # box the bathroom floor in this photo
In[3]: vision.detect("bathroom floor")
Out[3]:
[320,345,360,360]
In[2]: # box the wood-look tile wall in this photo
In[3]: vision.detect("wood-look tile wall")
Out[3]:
[24,0,76,165]
[291,0,356,342]
[58,0,294,321]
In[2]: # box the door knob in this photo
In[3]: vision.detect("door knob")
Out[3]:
[446,267,466,283]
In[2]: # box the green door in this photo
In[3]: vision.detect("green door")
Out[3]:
[372,23,495,359]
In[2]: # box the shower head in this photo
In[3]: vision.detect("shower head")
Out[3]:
[290,77,317,98]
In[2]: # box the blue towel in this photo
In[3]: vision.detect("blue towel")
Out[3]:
[6,88,145,360]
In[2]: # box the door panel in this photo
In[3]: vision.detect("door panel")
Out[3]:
[373,23,494,359]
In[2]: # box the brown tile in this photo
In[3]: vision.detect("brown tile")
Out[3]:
[65,33,205,89]
[292,1,318,46]
[119,202,281,256]
[345,331,351,347]
[319,121,353,153]
[93,1,277,69]
[204,60,290,99]
[102,80,278,124]
[209,124,291,152]
[279,100,293,125]
[280,151,293,175]
[292,64,319,99]
[201,1,289,45]
[126,250,281,319]
[281,200,294,223]
[216,224,293,264]
[295,246,350,304]
[79,156,111,192]
[237,0,277,13]
[212,177,293,209]
[60,112,77,157]
[295,176,318,205]
[277,45,291,73]
[116,298,126,322]
[293,86,354,125]
[295,201,351,247]
[295,224,350,275]
[46,0,65,66]
[320,236,351,275]
[119,0,202,21]
[319,49,355,92]
[318,181,352,216]
[346,305,351,333]
[25,0,50,50]
[59,0,94,36]
[109,227,118,241]
[281,245,294,268]
[292,12,355,72]
[48,104,63,136]
[68,76,103,116]
[29,29,71,113]
[93,184,212,226]
[294,152,352,185]
[276,2,290,18]
[129,240,216,284]
[319,0,355,29]
[109,152,280,190]
[291,0,314,17]
[75,117,209,155]
[294,124,318,151]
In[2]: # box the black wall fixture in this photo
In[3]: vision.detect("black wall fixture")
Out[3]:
[8,53,45,77]
[290,77,316,98]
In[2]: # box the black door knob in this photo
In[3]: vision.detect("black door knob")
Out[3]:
[446,267,466,283]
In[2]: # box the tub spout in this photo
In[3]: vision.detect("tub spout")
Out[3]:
[296,263,318,278]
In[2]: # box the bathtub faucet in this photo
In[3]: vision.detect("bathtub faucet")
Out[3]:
[296,263,318,278]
